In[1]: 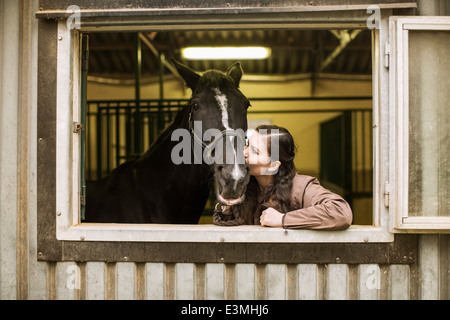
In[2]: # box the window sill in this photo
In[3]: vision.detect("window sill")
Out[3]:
[57,223,394,243]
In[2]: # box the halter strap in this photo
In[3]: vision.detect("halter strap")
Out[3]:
[188,110,246,162]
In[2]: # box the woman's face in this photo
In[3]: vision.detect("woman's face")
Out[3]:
[244,131,272,176]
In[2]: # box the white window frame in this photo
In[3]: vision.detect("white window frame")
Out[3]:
[388,16,450,232]
[55,18,396,243]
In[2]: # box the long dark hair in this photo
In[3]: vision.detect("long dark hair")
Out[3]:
[214,125,297,225]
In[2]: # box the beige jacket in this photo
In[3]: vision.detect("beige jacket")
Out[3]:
[281,174,352,230]
[213,174,353,230]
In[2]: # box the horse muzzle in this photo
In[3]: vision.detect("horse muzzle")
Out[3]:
[216,193,246,206]
[214,163,250,206]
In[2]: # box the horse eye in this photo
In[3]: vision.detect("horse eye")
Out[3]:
[191,102,200,110]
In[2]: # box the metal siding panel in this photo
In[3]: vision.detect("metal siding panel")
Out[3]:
[117,262,136,300]
[286,265,298,299]
[195,263,206,299]
[298,264,319,300]
[135,263,146,300]
[146,263,164,300]
[29,262,48,299]
[358,264,381,300]
[224,264,236,299]
[28,12,45,293]
[206,263,224,300]
[23,260,447,300]
[175,263,194,300]
[105,263,116,299]
[348,265,359,300]
[444,235,450,300]
[0,0,19,300]
[389,265,410,300]
[86,262,106,300]
[236,264,255,300]
[267,264,287,300]
[56,262,78,300]
[255,264,267,300]
[326,264,349,300]
[419,235,440,299]
[17,0,36,300]
[378,265,390,300]
[46,262,57,299]
[164,263,176,300]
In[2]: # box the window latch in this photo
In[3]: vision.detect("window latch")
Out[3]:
[72,121,84,133]
[384,181,390,208]
[384,42,390,69]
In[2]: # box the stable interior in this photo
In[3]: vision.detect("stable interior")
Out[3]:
[84,29,373,225]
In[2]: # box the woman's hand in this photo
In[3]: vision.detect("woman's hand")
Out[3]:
[260,207,284,227]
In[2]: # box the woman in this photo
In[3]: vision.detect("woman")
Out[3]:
[213,125,353,230]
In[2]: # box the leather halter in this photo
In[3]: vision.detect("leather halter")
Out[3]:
[188,109,246,162]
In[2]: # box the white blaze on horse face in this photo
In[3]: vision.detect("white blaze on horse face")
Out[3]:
[230,135,244,182]
[213,88,230,129]
[214,87,245,184]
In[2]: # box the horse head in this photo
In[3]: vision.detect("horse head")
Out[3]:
[172,59,251,206]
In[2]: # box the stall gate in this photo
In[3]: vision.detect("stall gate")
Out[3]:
[86,99,184,181]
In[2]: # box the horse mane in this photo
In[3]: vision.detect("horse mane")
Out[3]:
[197,70,235,90]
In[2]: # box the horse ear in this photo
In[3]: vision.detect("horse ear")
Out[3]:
[171,58,200,90]
[227,62,243,87]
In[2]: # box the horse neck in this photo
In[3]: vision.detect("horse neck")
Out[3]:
[140,106,213,178]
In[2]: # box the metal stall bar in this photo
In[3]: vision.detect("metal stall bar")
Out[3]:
[115,103,120,172]
[126,101,132,162]
[158,53,166,133]
[345,110,354,206]
[134,33,142,155]
[96,103,102,180]
[106,104,111,174]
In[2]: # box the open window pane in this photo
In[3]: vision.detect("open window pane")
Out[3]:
[389,16,450,231]
[408,30,450,218]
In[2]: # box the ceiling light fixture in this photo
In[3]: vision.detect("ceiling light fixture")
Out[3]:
[181,46,271,60]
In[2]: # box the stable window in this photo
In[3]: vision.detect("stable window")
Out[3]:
[83,30,374,225]
[388,16,450,232]
[51,11,399,244]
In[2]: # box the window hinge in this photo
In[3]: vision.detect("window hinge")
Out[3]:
[384,42,390,69]
[72,121,84,133]
[384,181,390,208]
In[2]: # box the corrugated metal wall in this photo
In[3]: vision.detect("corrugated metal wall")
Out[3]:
[0,0,448,300]
[43,262,419,300]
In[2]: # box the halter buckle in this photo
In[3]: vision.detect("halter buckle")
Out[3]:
[215,202,228,213]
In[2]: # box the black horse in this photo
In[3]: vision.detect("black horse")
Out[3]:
[84,60,251,223]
